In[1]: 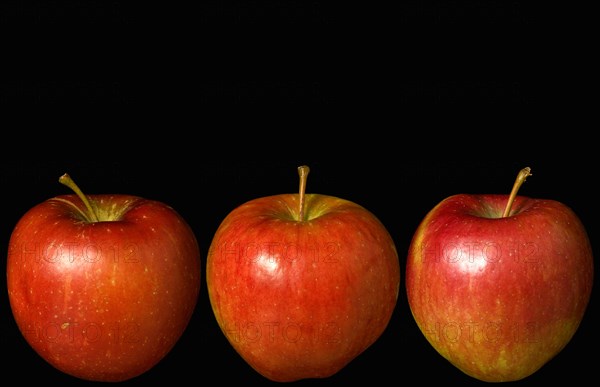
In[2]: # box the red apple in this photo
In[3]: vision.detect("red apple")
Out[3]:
[406,167,594,382]
[206,166,400,382]
[6,173,201,382]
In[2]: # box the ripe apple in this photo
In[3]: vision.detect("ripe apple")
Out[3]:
[6,173,202,382]
[405,167,594,382]
[206,165,401,382]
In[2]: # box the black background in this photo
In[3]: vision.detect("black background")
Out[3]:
[1,159,597,386]
[1,0,595,385]
[1,0,577,106]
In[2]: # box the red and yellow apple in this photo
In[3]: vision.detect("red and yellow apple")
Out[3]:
[6,173,202,382]
[406,167,594,382]
[206,165,401,382]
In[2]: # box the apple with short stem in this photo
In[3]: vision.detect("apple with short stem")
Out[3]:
[406,167,594,382]
[206,165,401,382]
[7,173,202,382]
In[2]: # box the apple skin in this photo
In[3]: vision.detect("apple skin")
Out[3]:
[206,193,400,382]
[406,193,594,382]
[7,194,201,382]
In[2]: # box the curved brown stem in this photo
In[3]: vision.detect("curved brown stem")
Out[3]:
[502,167,532,218]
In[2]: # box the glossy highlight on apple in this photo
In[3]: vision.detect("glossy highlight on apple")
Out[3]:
[209,240,341,263]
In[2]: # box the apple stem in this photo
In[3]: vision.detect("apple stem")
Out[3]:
[502,167,532,218]
[297,165,310,221]
[58,173,100,222]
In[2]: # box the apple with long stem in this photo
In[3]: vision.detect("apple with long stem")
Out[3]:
[7,173,202,382]
[406,167,594,382]
[206,165,401,382]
